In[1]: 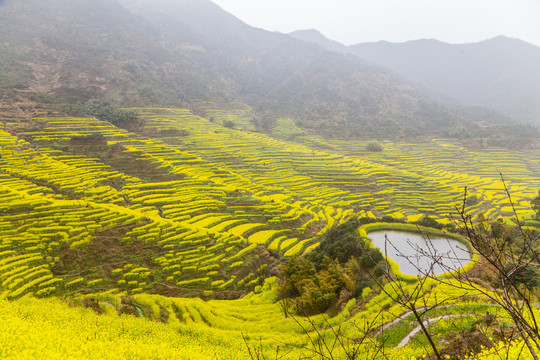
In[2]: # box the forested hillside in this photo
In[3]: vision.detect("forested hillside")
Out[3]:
[1,0,533,139]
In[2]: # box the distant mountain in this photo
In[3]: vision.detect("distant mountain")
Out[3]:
[289,29,348,53]
[295,34,540,125]
[0,0,533,139]
[119,0,518,137]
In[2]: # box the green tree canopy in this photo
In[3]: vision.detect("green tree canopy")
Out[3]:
[71,100,138,126]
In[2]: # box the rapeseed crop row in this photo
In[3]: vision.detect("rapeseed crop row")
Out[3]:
[2,109,538,299]
[1,109,539,358]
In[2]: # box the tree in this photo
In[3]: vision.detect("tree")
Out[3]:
[278,219,385,316]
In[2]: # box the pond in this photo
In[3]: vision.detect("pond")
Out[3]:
[368,230,471,276]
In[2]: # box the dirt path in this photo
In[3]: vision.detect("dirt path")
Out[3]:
[397,315,460,348]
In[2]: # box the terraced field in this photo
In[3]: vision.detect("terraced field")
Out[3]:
[0,108,538,301]
[1,107,539,359]
[5,276,528,359]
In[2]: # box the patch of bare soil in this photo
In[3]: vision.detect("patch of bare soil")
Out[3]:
[52,222,160,280]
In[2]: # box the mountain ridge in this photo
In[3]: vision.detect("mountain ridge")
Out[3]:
[289,29,540,125]
[0,0,535,140]
[288,29,348,53]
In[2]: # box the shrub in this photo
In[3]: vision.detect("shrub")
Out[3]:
[466,194,479,206]
[307,219,382,271]
[70,100,138,126]
[365,141,384,152]
[223,120,235,129]
[415,216,443,229]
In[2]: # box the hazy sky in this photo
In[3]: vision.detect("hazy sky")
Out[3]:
[211,0,540,46]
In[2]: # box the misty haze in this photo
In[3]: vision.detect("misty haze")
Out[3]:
[0,1,539,359]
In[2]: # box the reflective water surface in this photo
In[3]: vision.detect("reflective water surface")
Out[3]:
[368,230,471,276]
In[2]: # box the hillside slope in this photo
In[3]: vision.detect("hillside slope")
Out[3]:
[0,0,521,139]
[0,113,538,356]
[0,0,225,106]
[119,0,467,137]
[0,107,538,300]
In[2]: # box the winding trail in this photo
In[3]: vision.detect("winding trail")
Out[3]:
[397,315,460,348]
